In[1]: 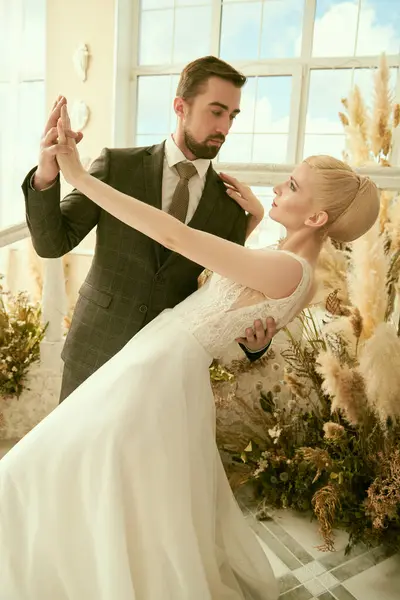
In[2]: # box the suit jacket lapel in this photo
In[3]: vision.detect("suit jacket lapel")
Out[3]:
[143,141,165,211]
[187,166,221,230]
[142,142,166,268]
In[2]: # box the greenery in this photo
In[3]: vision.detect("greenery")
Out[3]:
[0,278,46,396]
[233,310,400,554]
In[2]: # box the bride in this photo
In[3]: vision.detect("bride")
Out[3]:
[0,105,379,600]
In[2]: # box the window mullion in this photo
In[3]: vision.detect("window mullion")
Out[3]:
[210,0,222,57]
[295,0,316,162]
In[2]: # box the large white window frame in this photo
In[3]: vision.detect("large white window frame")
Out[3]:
[113,0,400,172]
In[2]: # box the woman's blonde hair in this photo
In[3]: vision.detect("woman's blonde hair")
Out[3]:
[303,155,380,242]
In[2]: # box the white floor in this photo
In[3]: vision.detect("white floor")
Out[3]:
[1,439,399,599]
[247,505,400,600]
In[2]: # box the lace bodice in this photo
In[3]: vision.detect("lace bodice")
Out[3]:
[172,249,313,357]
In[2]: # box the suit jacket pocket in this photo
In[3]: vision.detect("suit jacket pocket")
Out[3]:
[79,281,113,309]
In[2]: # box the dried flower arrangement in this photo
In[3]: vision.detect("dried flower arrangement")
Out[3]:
[0,277,46,398]
[213,54,400,553]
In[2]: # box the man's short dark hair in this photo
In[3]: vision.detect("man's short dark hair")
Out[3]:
[176,56,246,100]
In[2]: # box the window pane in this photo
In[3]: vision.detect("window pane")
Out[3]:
[0,83,11,138]
[220,2,262,61]
[141,0,174,9]
[306,68,399,142]
[303,134,346,160]
[356,0,400,56]
[254,76,291,133]
[232,76,291,136]
[173,6,212,63]
[0,1,18,81]
[139,9,174,65]
[215,76,291,163]
[307,69,352,134]
[253,134,288,162]
[260,0,304,59]
[218,133,288,163]
[313,0,400,57]
[137,76,176,135]
[231,78,257,133]
[247,187,283,249]
[136,74,179,141]
[20,0,46,79]
[176,0,212,5]
[0,1,45,229]
[313,0,359,57]
[0,83,12,227]
[1,82,45,228]
[136,134,167,147]
[219,134,253,162]
[353,67,399,107]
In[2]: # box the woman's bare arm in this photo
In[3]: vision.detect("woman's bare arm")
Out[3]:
[57,107,304,300]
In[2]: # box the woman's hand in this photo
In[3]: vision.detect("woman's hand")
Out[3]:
[219,172,264,221]
[56,104,86,186]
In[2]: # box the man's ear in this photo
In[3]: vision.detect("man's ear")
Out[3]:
[173,97,186,118]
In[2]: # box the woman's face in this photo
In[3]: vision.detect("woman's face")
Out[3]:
[269,162,327,234]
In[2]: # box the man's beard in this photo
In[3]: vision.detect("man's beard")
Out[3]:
[183,128,225,160]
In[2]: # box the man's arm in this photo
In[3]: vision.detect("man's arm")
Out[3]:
[22,149,109,258]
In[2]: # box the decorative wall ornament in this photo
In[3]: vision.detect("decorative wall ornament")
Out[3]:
[73,43,90,82]
[70,100,90,131]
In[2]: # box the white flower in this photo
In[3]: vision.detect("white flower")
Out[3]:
[254,457,269,477]
[268,425,282,440]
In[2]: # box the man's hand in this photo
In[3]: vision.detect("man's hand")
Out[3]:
[33,96,83,191]
[236,317,277,352]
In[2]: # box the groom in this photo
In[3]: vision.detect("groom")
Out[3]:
[22,56,276,402]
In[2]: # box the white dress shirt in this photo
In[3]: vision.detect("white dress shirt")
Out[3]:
[162,135,210,224]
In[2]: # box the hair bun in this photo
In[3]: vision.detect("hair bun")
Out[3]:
[328,175,380,243]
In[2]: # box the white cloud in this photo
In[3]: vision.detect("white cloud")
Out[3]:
[313,1,400,57]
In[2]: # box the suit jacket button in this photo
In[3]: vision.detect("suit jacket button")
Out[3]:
[139,304,148,313]
[154,273,164,283]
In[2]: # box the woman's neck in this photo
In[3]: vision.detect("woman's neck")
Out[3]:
[278,230,325,266]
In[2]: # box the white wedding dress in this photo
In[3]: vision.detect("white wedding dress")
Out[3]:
[0,250,312,600]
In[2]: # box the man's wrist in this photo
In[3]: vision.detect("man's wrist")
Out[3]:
[31,170,58,191]
[241,340,272,353]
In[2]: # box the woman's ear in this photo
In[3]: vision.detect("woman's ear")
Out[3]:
[305,210,328,230]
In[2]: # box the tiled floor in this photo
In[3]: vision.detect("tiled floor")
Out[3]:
[238,486,400,600]
[1,439,399,599]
